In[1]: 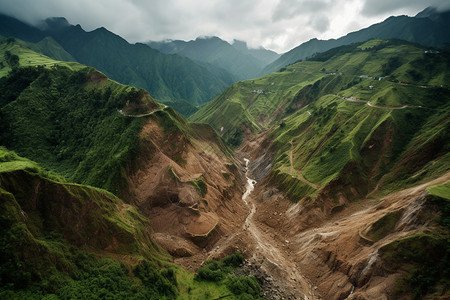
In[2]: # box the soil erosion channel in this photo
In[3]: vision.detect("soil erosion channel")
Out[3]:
[240,158,317,300]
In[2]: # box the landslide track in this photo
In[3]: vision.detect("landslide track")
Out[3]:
[172,130,448,300]
[130,115,448,299]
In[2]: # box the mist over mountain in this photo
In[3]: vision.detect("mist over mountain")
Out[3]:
[0,14,236,116]
[148,36,280,80]
[263,6,450,74]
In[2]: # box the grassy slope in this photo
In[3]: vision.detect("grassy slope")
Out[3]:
[0,39,82,77]
[428,182,450,200]
[193,39,450,202]
[0,147,257,299]
[0,40,160,195]
[190,61,326,145]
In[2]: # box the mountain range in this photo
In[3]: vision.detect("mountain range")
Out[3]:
[0,14,236,116]
[263,7,450,74]
[148,37,280,80]
[0,5,449,300]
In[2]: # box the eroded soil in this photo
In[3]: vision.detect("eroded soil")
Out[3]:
[130,119,449,299]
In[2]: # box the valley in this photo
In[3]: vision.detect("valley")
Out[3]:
[0,7,450,300]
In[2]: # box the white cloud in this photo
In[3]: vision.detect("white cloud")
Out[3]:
[0,0,448,53]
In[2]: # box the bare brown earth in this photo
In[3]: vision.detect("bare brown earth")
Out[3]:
[236,133,450,299]
[128,118,449,299]
[127,116,248,265]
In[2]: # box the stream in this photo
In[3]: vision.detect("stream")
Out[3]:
[240,158,317,300]
[242,158,257,204]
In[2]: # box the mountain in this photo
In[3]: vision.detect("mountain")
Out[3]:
[0,40,263,298]
[148,36,280,80]
[263,6,450,74]
[0,14,236,116]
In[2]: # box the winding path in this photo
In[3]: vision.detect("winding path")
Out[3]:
[118,105,167,117]
[335,94,422,110]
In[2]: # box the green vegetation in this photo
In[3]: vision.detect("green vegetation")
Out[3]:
[0,39,82,77]
[380,233,450,299]
[194,253,263,299]
[193,39,450,206]
[0,41,160,195]
[365,210,402,242]
[189,178,207,197]
[427,182,450,200]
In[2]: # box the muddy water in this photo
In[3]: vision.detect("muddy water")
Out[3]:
[242,158,257,204]
[241,158,317,300]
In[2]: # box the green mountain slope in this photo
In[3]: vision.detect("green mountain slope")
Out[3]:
[263,7,450,75]
[192,39,450,202]
[148,36,279,80]
[0,39,159,195]
[18,36,75,62]
[0,148,261,299]
[0,148,179,298]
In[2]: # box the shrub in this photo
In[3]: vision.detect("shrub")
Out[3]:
[224,274,261,298]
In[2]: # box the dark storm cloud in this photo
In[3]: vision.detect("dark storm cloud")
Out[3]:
[361,0,450,17]
[0,0,449,53]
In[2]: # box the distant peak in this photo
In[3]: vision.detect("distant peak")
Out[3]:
[416,7,438,18]
[196,36,222,41]
[416,6,450,20]
[232,39,248,51]
[45,17,69,27]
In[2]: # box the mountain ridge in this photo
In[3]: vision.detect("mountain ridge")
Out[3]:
[263,6,450,75]
[148,36,280,80]
[0,13,236,116]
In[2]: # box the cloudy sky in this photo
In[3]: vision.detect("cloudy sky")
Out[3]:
[1,0,449,53]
